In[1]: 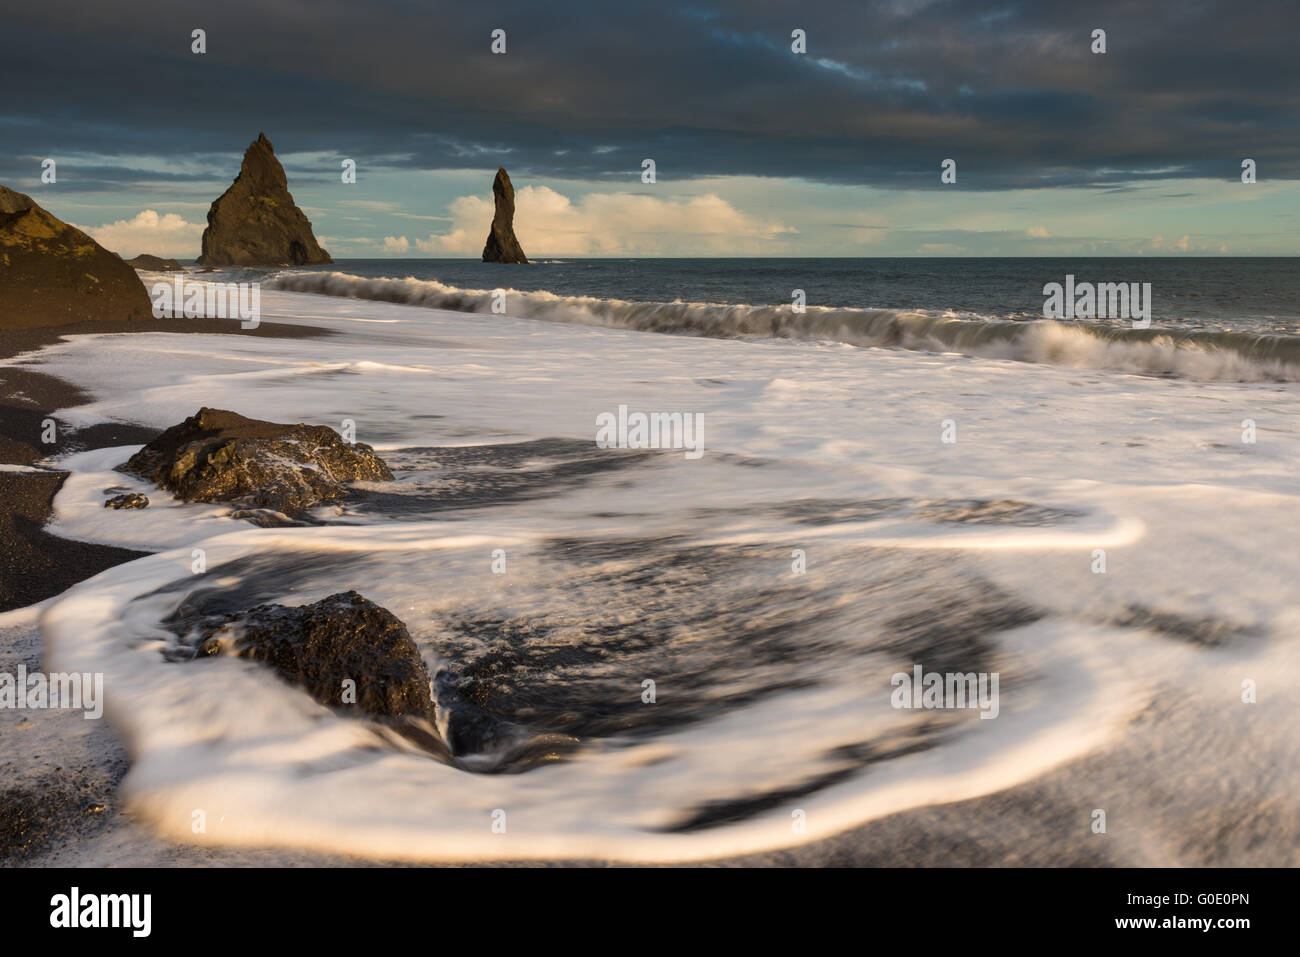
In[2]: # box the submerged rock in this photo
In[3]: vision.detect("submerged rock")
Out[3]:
[173,582,570,768]
[481,166,528,264]
[0,185,153,330]
[124,254,185,272]
[227,508,308,528]
[196,133,332,267]
[194,591,436,723]
[122,407,392,517]
[103,492,149,509]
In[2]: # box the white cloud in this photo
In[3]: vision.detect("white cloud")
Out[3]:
[393,185,795,256]
[382,235,410,253]
[1146,233,1219,254]
[76,210,204,258]
[1026,226,1050,238]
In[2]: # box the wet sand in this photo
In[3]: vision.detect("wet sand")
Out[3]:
[2,316,1293,868]
[0,317,332,611]
[0,316,337,860]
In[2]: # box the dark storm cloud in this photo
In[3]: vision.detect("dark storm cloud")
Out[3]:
[2,0,1296,189]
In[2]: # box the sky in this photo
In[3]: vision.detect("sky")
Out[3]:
[2,0,1297,258]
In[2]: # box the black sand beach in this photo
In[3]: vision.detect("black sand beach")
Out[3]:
[6,678,1290,866]
[1,311,1294,871]
[0,318,331,612]
[0,317,336,859]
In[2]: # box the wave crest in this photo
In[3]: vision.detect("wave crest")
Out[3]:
[266,271,1300,381]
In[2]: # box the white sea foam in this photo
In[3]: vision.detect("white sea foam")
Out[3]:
[264,270,1300,381]
[12,282,1300,862]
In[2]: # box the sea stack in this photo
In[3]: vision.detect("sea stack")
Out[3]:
[481,166,527,263]
[124,254,185,272]
[0,184,153,329]
[196,133,332,267]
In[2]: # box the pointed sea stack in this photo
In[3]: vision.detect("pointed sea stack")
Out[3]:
[196,133,332,267]
[481,166,527,263]
[0,184,153,329]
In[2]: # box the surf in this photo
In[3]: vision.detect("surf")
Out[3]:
[265,270,1300,382]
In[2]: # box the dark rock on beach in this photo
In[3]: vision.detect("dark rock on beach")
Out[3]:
[123,254,185,272]
[0,185,153,330]
[196,133,332,267]
[481,166,528,264]
[226,508,308,527]
[103,492,149,509]
[123,407,392,517]
[192,591,436,724]
[0,332,331,616]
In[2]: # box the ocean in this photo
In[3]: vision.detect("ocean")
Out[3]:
[287,257,1300,331]
[255,257,1300,379]
[11,258,1300,863]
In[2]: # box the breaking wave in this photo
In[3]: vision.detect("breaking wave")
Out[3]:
[266,271,1300,381]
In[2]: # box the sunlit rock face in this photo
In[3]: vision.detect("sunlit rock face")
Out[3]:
[0,184,153,329]
[197,133,332,267]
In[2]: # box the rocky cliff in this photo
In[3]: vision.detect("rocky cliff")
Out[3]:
[0,185,153,329]
[196,133,332,267]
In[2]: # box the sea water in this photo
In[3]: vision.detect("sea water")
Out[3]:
[6,263,1298,862]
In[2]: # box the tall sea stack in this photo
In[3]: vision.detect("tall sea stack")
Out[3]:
[196,133,332,267]
[481,166,527,264]
[0,184,152,329]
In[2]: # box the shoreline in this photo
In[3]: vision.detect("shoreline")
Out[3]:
[0,317,336,862]
[5,648,1290,866]
[2,299,1295,868]
[0,316,334,609]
